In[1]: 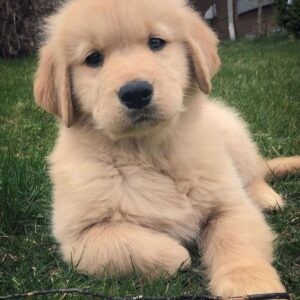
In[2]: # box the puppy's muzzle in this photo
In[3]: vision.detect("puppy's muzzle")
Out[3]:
[118,80,153,110]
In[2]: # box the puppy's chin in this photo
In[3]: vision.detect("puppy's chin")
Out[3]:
[93,107,180,141]
[105,118,174,141]
[91,101,183,141]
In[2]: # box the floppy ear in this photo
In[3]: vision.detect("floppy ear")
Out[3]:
[34,45,73,127]
[185,12,221,94]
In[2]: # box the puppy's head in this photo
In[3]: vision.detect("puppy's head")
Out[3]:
[34,0,220,139]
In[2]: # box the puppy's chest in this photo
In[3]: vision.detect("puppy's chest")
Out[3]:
[105,157,202,240]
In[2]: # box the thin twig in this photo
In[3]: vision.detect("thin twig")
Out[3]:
[0,289,291,300]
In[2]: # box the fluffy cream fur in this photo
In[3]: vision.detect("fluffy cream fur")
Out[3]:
[34,0,299,296]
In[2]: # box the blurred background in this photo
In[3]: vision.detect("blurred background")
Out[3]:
[0,0,299,58]
[191,0,300,40]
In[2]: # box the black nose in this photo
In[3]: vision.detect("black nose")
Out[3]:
[118,81,153,109]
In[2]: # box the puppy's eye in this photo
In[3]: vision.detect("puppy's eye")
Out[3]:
[85,51,104,67]
[148,38,166,51]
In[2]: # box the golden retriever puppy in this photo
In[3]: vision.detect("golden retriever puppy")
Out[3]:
[34,0,299,296]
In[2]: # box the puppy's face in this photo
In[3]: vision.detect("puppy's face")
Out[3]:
[70,0,190,138]
[34,0,220,139]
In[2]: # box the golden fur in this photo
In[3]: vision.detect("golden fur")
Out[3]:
[34,0,299,296]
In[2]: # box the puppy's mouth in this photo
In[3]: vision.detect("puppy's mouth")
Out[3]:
[127,107,162,126]
[105,105,175,140]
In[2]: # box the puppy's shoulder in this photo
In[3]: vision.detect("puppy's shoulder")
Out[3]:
[189,96,250,137]
[48,125,112,173]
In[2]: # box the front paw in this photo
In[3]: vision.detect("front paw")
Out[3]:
[210,265,286,297]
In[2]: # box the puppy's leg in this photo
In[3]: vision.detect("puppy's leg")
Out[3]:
[200,196,285,297]
[203,102,284,210]
[247,180,284,210]
[60,222,190,278]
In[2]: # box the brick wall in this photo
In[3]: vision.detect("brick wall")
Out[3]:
[189,0,212,15]
[190,0,278,40]
[235,5,277,37]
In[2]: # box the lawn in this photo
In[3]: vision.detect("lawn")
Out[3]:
[0,36,299,298]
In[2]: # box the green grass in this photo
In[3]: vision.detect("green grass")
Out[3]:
[0,36,299,298]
